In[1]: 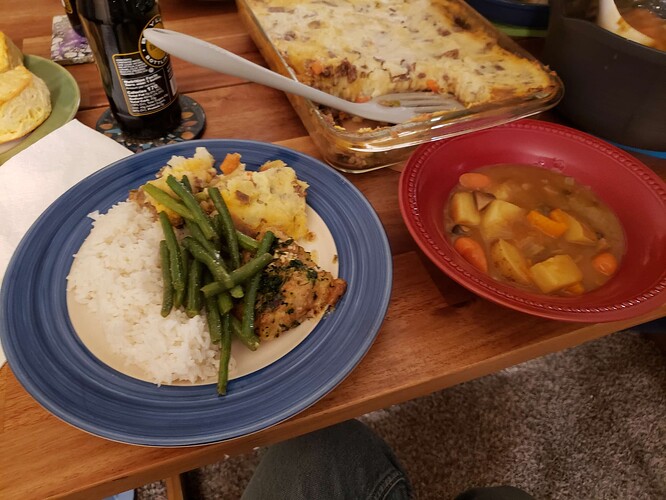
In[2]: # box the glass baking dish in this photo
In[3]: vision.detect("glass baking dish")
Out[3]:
[237,0,564,173]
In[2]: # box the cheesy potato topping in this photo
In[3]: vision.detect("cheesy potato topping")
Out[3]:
[211,160,310,240]
[138,148,310,241]
[245,0,556,107]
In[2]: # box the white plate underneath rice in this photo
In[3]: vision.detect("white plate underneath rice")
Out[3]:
[66,200,339,386]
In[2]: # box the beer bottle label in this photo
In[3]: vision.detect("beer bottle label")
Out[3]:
[111,15,178,117]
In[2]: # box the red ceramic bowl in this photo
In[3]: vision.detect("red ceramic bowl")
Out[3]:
[399,119,666,322]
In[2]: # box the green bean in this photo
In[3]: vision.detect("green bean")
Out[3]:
[180,174,193,193]
[174,289,184,309]
[185,258,204,318]
[184,227,242,307]
[158,211,185,292]
[217,291,234,315]
[204,294,222,344]
[159,240,173,317]
[176,246,191,309]
[181,236,234,289]
[200,254,243,298]
[255,231,275,262]
[230,252,274,286]
[166,175,217,240]
[185,218,218,258]
[236,230,260,251]
[199,252,272,296]
[143,183,194,220]
[231,315,259,351]
[173,260,183,309]
[241,232,274,342]
[210,214,222,238]
[217,313,232,395]
[201,281,228,298]
[208,187,240,269]
[211,215,259,251]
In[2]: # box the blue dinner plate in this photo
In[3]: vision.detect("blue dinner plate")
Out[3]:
[0,140,392,446]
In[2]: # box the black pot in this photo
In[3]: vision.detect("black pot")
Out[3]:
[542,0,666,151]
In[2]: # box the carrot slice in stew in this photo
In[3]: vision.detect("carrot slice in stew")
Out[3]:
[526,210,568,238]
[562,282,585,296]
[458,172,491,190]
[592,252,619,276]
[453,237,488,273]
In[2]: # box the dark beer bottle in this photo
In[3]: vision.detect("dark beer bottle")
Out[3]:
[61,0,85,37]
[77,0,182,139]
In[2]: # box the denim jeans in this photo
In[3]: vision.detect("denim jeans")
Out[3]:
[241,419,534,500]
[242,419,410,500]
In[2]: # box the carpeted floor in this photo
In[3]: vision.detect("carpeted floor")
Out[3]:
[136,330,666,500]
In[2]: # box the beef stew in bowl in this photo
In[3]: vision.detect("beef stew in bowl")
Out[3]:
[399,119,666,322]
[445,164,625,296]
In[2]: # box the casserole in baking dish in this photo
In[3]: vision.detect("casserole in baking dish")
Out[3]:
[239,0,563,172]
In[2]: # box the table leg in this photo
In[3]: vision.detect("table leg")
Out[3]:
[166,474,186,500]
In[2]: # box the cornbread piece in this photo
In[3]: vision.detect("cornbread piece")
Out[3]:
[245,0,556,107]
[0,66,51,143]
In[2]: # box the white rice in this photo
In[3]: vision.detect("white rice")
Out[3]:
[67,200,232,385]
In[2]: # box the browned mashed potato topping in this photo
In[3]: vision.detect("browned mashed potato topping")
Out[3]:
[245,0,556,108]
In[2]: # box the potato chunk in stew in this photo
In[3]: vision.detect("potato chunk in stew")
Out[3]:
[445,165,625,296]
[529,254,583,294]
[490,239,532,286]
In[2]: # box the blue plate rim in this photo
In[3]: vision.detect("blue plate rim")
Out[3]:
[0,139,392,446]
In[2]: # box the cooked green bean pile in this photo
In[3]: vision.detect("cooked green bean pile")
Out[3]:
[151,175,275,395]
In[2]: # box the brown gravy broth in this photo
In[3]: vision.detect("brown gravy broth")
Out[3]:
[620,6,666,51]
[444,164,625,296]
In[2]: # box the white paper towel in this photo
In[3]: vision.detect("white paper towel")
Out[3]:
[0,119,132,368]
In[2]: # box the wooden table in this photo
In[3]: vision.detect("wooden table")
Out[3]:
[2,1,664,498]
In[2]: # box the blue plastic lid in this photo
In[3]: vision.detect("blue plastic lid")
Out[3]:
[610,141,666,159]
[104,490,134,500]
[467,0,550,29]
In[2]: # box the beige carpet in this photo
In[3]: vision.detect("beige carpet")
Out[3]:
[136,330,666,500]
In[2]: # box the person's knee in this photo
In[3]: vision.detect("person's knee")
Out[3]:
[242,419,412,500]
[267,419,386,466]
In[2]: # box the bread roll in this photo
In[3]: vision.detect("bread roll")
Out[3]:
[0,32,53,145]
[0,69,52,143]
[0,65,32,104]
[0,32,23,73]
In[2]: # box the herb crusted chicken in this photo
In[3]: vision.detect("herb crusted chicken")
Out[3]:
[255,237,347,340]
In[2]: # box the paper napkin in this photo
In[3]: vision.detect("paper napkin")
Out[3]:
[0,119,132,368]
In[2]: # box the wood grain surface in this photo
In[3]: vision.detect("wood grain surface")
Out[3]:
[1,1,664,498]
